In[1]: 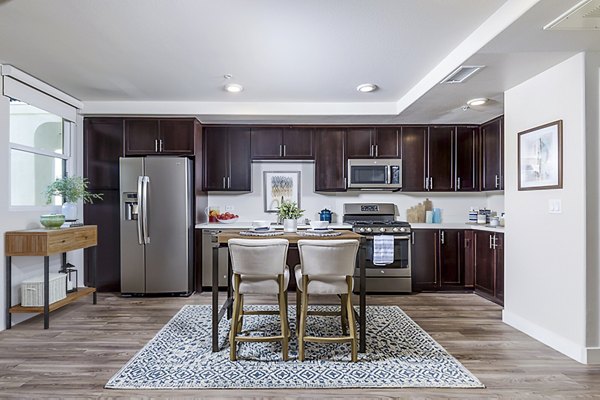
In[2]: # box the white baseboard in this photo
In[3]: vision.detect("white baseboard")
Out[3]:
[502,309,587,364]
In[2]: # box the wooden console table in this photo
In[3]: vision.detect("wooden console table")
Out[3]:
[5,225,98,329]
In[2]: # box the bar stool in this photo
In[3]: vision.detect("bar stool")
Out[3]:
[295,239,359,362]
[228,238,290,361]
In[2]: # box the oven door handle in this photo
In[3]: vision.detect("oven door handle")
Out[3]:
[363,235,410,240]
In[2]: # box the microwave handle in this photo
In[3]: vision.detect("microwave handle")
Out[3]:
[387,165,392,184]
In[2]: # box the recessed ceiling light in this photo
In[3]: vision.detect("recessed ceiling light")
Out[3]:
[356,83,378,93]
[224,83,243,93]
[466,97,488,106]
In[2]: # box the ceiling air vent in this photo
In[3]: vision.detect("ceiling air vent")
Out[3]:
[440,65,484,84]
[544,0,600,30]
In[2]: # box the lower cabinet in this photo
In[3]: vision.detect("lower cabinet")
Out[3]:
[411,229,464,291]
[473,230,504,305]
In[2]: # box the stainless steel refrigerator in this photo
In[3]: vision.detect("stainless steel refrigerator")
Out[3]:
[119,156,193,295]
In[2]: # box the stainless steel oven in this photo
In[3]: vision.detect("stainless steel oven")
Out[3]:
[347,159,402,190]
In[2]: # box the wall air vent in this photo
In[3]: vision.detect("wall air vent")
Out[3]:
[440,65,484,84]
[544,0,600,30]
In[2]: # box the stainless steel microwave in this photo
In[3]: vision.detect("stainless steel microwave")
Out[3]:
[347,159,402,190]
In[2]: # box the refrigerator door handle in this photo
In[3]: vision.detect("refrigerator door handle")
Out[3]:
[142,176,150,244]
[136,176,144,245]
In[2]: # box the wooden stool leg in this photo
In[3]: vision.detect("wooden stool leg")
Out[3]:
[295,287,301,336]
[341,294,348,336]
[237,294,244,334]
[278,275,289,361]
[299,277,309,361]
[346,277,357,362]
[229,285,242,361]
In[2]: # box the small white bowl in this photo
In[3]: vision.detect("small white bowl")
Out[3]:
[310,221,329,229]
[252,220,270,229]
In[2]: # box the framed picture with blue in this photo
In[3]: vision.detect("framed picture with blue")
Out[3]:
[518,120,563,191]
[263,171,301,212]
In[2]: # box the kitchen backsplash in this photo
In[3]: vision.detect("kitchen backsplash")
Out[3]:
[208,162,504,223]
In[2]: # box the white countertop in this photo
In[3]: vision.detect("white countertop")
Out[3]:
[196,221,504,233]
[195,222,353,230]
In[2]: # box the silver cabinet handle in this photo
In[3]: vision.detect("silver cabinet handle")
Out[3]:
[495,174,500,189]
[222,177,226,189]
[283,144,286,157]
[154,139,158,153]
[425,177,429,190]
[344,177,347,189]
[375,144,379,157]
[441,230,445,244]
[489,234,493,249]
[227,176,231,189]
[411,232,415,245]
[279,144,283,157]
[159,139,164,152]
[457,177,461,190]
[429,177,433,190]
[492,234,497,249]
[369,145,373,157]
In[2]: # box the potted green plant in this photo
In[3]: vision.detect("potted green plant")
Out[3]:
[277,200,304,232]
[45,176,103,221]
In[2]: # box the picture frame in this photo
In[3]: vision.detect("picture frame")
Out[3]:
[518,120,563,191]
[263,171,301,212]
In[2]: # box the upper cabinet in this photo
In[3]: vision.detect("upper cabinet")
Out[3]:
[124,118,198,156]
[455,126,479,191]
[481,116,504,191]
[203,127,251,191]
[347,128,399,158]
[315,129,347,191]
[251,127,314,160]
[84,118,124,190]
[400,126,427,191]
[427,126,454,191]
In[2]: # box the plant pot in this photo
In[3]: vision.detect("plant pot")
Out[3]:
[62,202,77,221]
[283,219,297,232]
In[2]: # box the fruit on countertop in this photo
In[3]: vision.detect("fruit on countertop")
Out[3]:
[216,212,239,220]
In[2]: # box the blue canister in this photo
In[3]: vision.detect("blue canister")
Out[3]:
[432,208,441,223]
[319,208,332,222]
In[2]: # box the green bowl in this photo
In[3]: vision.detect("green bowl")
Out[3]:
[40,214,65,229]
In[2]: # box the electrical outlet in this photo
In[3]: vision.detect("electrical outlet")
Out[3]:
[548,199,562,214]
[225,205,235,212]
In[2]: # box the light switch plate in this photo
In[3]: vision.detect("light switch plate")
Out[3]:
[548,199,562,214]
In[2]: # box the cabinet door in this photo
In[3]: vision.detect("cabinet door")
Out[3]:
[474,231,495,296]
[83,190,121,292]
[251,127,283,159]
[494,233,504,305]
[283,128,314,159]
[411,229,438,290]
[203,127,229,190]
[463,230,475,288]
[481,117,503,190]
[427,127,454,191]
[455,126,478,191]
[83,118,123,190]
[159,119,195,155]
[375,127,400,158]
[124,119,159,155]
[401,127,427,191]
[439,229,464,287]
[315,129,347,191]
[347,128,374,158]
[227,127,251,191]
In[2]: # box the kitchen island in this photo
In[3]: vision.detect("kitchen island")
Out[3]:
[210,230,367,353]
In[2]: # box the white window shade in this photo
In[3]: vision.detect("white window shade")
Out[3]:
[1,66,81,122]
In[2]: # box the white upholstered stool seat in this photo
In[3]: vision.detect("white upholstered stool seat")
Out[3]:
[295,239,359,362]
[228,238,290,361]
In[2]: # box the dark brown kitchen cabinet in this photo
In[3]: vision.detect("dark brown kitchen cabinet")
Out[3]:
[83,118,124,190]
[401,126,427,191]
[347,128,399,158]
[463,230,475,288]
[481,116,504,191]
[203,127,251,191]
[250,127,314,159]
[474,230,504,305]
[412,229,464,291]
[124,118,197,156]
[427,126,454,191]
[315,129,347,191]
[455,126,479,191]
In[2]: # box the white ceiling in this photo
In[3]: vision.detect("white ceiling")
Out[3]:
[0,0,598,124]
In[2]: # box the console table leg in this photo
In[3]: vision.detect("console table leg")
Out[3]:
[92,246,97,304]
[5,256,11,330]
[44,256,49,329]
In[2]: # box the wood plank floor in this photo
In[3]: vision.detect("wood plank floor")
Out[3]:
[1,292,599,399]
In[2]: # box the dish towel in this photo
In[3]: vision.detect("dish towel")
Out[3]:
[373,235,394,265]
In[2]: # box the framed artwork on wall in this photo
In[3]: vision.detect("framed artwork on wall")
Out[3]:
[518,120,563,191]
[263,171,301,212]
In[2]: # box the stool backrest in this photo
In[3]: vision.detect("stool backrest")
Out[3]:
[228,238,289,275]
[297,239,359,276]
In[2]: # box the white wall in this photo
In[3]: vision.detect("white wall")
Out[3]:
[0,79,84,331]
[208,162,501,223]
[503,53,593,363]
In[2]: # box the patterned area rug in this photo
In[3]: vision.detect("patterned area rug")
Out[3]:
[106,305,484,389]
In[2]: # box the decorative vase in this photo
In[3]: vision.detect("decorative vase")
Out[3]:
[62,202,77,221]
[283,219,297,232]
